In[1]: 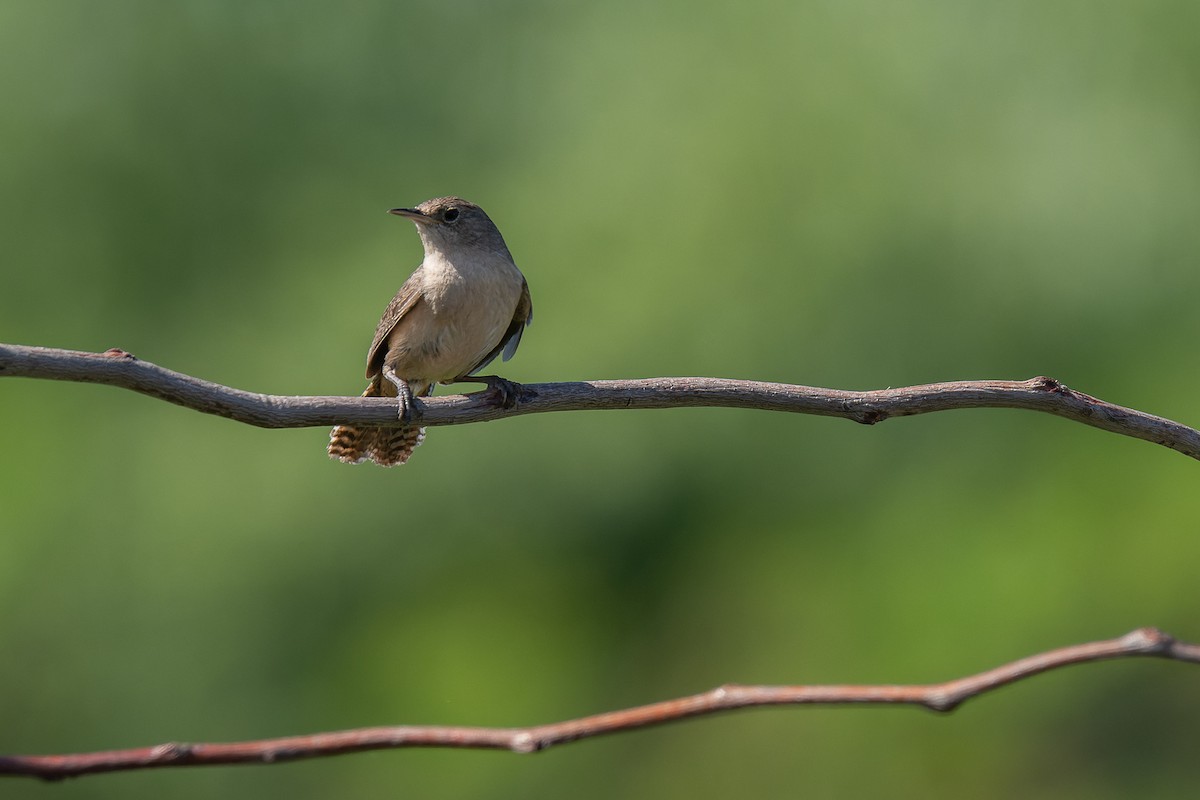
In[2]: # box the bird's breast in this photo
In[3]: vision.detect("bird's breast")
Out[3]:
[387,251,523,381]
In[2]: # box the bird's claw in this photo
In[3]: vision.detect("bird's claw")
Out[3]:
[397,390,414,423]
[482,376,522,409]
[453,374,523,409]
[383,366,417,422]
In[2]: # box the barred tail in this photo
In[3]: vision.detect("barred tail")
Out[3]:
[328,380,427,466]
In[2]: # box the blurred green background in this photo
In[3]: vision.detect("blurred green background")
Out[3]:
[2,1,1198,797]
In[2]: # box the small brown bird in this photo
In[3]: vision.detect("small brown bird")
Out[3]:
[328,197,533,466]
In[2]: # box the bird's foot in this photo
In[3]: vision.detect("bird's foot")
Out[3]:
[382,366,417,423]
[454,374,523,410]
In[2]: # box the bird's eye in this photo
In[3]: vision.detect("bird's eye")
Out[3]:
[443,208,460,222]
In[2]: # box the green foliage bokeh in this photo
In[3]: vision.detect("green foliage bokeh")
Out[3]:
[2,2,1198,797]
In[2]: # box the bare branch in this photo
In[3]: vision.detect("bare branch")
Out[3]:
[2,342,1198,460]
[1,628,1195,781]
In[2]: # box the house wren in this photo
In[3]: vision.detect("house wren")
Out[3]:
[328,196,533,466]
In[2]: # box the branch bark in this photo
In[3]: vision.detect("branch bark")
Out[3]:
[2,343,1198,460]
[1,628,1195,780]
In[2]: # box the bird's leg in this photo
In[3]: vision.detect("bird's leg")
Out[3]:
[382,366,417,423]
[449,374,523,410]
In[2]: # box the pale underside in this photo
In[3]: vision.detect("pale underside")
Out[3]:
[364,253,533,398]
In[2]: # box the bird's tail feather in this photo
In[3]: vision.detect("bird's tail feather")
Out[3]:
[328,379,427,466]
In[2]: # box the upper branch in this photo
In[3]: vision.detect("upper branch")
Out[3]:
[2,343,1198,460]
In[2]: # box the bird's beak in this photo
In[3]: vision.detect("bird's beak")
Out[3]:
[389,207,432,225]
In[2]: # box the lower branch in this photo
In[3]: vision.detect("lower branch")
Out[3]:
[2,343,1198,460]
[1,628,1196,781]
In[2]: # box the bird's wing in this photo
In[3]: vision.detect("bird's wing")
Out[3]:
[364,271,424,379]
[467,279,533,376]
